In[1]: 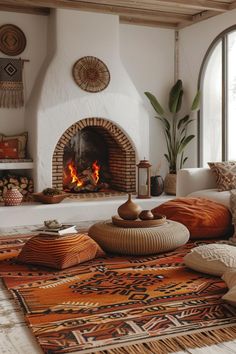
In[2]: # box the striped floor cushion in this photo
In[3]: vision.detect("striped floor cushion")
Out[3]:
[17,233,105,269]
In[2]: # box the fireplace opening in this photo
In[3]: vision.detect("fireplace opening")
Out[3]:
[63,128,112,193]
[52,118,137,197]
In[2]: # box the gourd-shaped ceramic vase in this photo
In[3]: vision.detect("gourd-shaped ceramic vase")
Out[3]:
[139,210,154,220]
[118,193,141,220]
[4,187,23,206]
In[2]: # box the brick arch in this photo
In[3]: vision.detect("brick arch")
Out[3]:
[52,118,136,193]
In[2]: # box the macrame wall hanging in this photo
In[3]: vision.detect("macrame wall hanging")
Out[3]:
[0,24,28,108]
[0,57,25,108]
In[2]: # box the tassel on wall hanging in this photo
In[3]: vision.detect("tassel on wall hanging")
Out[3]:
[0,57,24,108]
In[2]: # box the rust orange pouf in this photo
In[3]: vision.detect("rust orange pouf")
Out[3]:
[152,197,232,239]
[17,233,105,269]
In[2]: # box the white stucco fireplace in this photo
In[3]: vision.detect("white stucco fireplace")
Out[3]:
[25,9,150,193]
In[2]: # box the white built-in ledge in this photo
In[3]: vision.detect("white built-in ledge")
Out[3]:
[0,159,34,170]
[0,195,173,228]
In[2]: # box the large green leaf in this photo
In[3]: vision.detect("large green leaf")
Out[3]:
[157,116,171,131]
[169,80,183,113]
[178,135,195,154]
[164,153,170,163]
[191,90,200,111]
[177,115,189,129]
[144,92,165,116]
[176,89,183,113]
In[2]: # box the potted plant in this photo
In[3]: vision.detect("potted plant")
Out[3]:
[145,79,200,195]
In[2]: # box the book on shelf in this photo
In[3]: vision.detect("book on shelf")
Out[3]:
[36,224,77,235]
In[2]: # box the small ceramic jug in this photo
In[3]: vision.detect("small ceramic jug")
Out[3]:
[117,193,142,220]
[4,187,23,206]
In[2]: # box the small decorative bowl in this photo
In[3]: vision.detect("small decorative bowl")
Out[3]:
[32,193,67,204]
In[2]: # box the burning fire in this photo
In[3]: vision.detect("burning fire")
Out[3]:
[92,160,100,183]
[68,161,83,187]
[64,160,100,188]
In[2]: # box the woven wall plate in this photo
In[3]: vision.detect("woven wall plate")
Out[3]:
[72,56,110,93]
[0,24,26,56]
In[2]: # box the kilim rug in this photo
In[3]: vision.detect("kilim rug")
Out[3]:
[1,234,236,354]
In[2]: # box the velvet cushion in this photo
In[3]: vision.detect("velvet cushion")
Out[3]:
[208,161,236,191]
[17,233,105,269]
[152,197,232,239]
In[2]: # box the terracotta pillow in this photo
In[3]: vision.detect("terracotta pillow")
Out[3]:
[17,233,105,269]
[0,132,27,158]
[208,161,236,191]
[152,197,232,239]
[0,139,18,158]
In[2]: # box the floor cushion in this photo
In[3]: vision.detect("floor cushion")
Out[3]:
[152,197,232,239]
[184,243,236,276]
[17,233,105,269]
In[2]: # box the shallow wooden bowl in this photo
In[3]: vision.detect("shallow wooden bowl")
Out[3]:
[32,193,67,204]
[112,214,166,228]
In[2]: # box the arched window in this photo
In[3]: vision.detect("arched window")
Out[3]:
[199,25,236,166]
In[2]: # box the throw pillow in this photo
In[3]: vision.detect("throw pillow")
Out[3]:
[0,139,18,158]
[17,233,105,269]
[152,197,232,239]
[184,244,236,276]
[208,161,236,191]
[222,269,236,305]
[0,132,27,159]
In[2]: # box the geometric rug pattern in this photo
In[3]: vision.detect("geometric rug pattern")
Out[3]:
[1,234,236,353]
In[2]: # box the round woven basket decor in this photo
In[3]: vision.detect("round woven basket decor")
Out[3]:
[72,56,110,93]
[0,24,26,56]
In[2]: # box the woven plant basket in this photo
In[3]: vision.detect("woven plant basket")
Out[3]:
[164,173,176,195]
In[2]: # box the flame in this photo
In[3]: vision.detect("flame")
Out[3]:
[92,160,100,183]
[64,160,100,188]
[68,161,83,187]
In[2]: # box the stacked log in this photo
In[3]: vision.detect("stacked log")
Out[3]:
[64,165,111,193]
[0,174,34,202]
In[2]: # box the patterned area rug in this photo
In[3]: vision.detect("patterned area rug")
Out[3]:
[1,234,236,354]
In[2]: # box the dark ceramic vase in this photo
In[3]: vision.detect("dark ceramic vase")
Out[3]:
[151,175,164,196]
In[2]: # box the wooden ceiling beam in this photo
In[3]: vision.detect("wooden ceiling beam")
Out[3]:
[120,16,178,29]
[0,3,49,15]
[69,0,229,13]
[0,0,193,25]
[0,0,229,12]
[178,9,226,29]
[133,0,228,12]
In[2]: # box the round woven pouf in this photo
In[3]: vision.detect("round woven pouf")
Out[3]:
[88,220,189,256]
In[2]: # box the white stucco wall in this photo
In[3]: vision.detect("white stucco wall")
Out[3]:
[120,24,175,177]
[0,11,47,135]
[179,9,236,168]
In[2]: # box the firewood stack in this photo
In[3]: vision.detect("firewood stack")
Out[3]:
[0,174,34,202]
